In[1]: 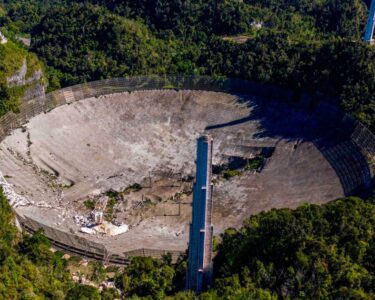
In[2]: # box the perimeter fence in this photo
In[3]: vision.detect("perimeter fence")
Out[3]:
[1,75,375,264]
[0,75,304,141]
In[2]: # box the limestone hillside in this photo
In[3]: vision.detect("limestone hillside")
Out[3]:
[0,33,45,116]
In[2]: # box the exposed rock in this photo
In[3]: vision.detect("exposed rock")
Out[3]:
[7,59,27,86]
[23,81,45,99]
[16,36,31,47]
[0,31,7,44]
[6,57,45,100]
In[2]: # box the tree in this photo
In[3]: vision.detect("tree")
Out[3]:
[66,284,101,300]
[214,197,375,298]
[115,256,175,298]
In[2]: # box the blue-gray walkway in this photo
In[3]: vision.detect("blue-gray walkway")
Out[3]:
[186,135,214,293]
[365,0,375,42]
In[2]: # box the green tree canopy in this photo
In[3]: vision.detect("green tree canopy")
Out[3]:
[214,197,375,298]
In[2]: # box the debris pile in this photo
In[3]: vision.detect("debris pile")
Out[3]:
[74,215,90,226]
[76,194,129,236]
[0,172,30,207]
[79,221,129,236]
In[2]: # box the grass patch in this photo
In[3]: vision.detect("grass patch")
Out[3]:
[162,84,176,89]
[105,265,120,273]
[25,52,42,79]
[90,261,106,283]
[0,83,29,116]
[245,155,265,171]
[0,40,26,80]
[105,197,117,221]
[222,170,242,180]
[106,190,121,198]
[0,40,44,118]
[83,199,95,210]
[68,255,83,266]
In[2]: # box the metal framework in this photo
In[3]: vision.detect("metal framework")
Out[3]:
[365,0,375,43]
[186,135,214,293]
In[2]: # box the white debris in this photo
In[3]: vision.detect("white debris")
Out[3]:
[107,223,129,236]
[80,227,96,234]
[80,221,129,236]
[36,201,53,208]
[251,21,263,29]
[0,172,31,207]
[72,274,96,287]
[99,281,117,291]
[16,36,30,47]
[91,189,102,196]
[62,254,71,260]
[0,31,7,44]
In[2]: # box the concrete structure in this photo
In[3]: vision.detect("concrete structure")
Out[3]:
[186,135,214,293]
[365,0,375,43]
[0,76,375,264]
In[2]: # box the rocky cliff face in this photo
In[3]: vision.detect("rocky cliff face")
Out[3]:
[6,57,45,101]
[6,58,27,86]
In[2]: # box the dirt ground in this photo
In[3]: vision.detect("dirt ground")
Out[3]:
[0,90,344,253]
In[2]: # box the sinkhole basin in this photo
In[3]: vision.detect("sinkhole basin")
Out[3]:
[0,77,374,263]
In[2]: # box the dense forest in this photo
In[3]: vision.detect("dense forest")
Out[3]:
[0,187,79,298]
[1,0,375,129]
[1,0,375,299]
[1,186,374,299]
